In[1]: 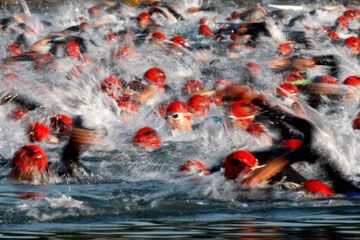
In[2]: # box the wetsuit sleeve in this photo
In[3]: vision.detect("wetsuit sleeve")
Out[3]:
[11,95,41,111]
[322,162,360,195]
[59,116,92,177]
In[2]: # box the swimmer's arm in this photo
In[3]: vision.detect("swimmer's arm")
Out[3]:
[305,83,357,100]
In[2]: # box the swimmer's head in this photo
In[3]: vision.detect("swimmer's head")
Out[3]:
[277,83,300,97]
[166,101,192,132]
[188,95,211,118]
[137,12,151,29]
[178,159,210,176]
[343,76,360,87]
[50,114,73,137]
[283,72,304,83]
[28,122,51,142]
[144,67,166,89]
[117,94,140,121]
[228,100,257,130]
[224,150,258,180]
[171,35,187,48]
[133,127,161,149]
[11,145,48,181]
[66,41,82,60]
[303,180,335,196]
[182,79,204,96]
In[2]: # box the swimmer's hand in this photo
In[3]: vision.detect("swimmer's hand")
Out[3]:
[282,181,301,190]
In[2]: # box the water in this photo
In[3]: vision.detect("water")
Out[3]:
[1,0,360,238]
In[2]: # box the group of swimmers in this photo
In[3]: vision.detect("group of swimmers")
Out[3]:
[1,0,360,198]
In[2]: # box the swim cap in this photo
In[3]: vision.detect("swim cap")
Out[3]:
[117,94,140,112]
[101,75,123,98]
[138,12,151,21]
[88,5,101,17]
[8,108,27,121]
[166,101,190,114]
[343,76,360,87]
[144,67,166,88]
[182,79,204,95]
[179,159,210,176]
[319,75,338,84]
[337,16,349,29]
[303,179,335,196]
[353,117,360,129]
[247,123,266,137]
[278,42,293,56]
[199,25,213,36]
[66,41,81,60]
[171,35,187,47]
[344,9,360,21]
[199,17,208,25]
[345,36,360,49]
[246,62,261,77]
[50,114,73,136]
[224,150,258,180]
[283,72,304,83]
[11,145,48,179]
[7,43,22,56]
[277,83,300,97]
[281,139,303,150]
[28,122,51,142]
[229,100,257,123]
[133,127,161,149]
[328,32,339,41]
[187,95,211,117]
[151,31,167,41]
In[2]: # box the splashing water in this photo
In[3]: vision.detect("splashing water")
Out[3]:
[1,0,360,238]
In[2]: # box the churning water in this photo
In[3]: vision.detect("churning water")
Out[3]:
[1,0,360,238]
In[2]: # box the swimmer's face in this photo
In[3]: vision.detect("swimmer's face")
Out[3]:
[137,18,150,29]
[166,113,192,132]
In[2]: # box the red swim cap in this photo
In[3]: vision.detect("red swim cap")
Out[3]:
[283,72,304,83]
[88,5,101,17]
[277,83,300,97]
[345,36,360,49]
[224,150,258,180]
[344,9,360,21]
[171,35,186,47]
[133,127,161,149]
[50,114,73,136]
[199,25,213,36]
[281,139,303,150]
[246,62,261,77]
[337,16,349,29]
[144,67,166,88]
[303,179,335,196]
[8,108,27,121]
[11,145,48,179]
[278,42,293,56]
[66,41,81,60]
[188,95,211,117]
[319,75,338,84]
[7,43,22,56]
[117,94,139,112]
[343,76,360,87]
[179,159,210,176]
[28,122,51,142]
[138,12,151,21]
[182,79,204,95]
[152,32,167,41]
[101,75,123,98]
[353,117,360,129]
[166,101,190,114]
[229,100,257,123]
[327,32,339,41]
